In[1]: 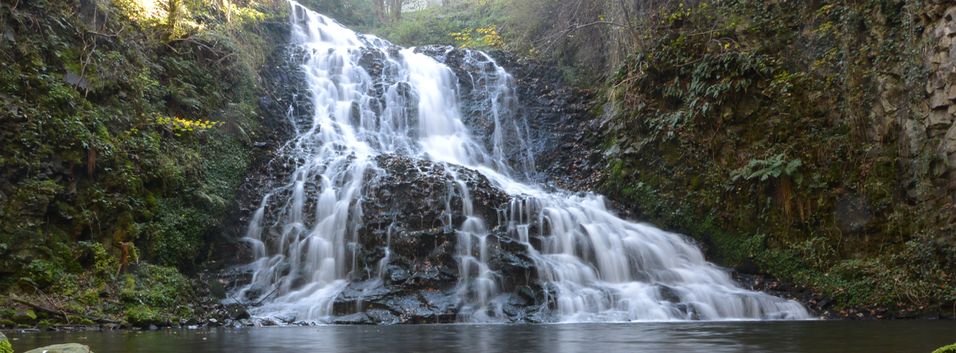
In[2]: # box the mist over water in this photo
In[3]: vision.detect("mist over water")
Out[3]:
[231,1,810,323]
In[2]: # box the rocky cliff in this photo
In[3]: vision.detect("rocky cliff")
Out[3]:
[222,43,594,324]
[599,0,955,318]
[920,2,956,204]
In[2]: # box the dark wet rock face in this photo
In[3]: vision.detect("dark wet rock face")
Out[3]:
[416,46,599,187]
[215,42,311,266]
[415,46,537,178]
[332,155,549,324]
[491,52,601,190]
[363,154,508,233]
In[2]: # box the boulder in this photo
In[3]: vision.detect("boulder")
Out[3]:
[941,124,956,168]
[930,106,956,128]
[24,343,92,353]
[835,194,872,234]
[931,90,950,109]
[13,309,37,325]
[326,154,549,323]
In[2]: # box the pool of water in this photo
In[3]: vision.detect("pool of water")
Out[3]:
[7,321,955,353]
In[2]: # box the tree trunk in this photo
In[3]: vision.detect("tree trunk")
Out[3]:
[374,0,386,22]
[221,0,231,23]
[389,0,402,22]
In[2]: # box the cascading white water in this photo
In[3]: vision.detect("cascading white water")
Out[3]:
[234,1,810,323]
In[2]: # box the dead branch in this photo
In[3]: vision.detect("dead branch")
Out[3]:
[540,20,632,54]
[12,297,122,325]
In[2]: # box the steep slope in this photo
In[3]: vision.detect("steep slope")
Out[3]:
[0,0,287,327]
[600,0,956,318]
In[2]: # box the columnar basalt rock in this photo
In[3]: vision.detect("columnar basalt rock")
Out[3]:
[922,3,956,201]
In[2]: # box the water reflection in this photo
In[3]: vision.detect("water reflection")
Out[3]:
[8,321,956,353]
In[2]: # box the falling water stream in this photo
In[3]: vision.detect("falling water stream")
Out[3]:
[232,1,810,323]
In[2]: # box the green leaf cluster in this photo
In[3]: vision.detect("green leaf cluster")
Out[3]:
[730,154,803,183]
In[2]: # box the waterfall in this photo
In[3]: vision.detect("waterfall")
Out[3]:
[232,1,810,323]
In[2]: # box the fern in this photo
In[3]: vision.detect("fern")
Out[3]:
[730,153,803,182]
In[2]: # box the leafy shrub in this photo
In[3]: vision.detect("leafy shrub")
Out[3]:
[730,154,803,183]
[933,343,956,353]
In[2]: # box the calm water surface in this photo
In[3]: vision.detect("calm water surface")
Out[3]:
[7,321,955,353]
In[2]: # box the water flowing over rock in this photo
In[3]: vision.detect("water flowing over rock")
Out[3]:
[228,0,810,324]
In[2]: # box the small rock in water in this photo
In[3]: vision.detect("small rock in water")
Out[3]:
[23,343,92,353]
[223,303,251,320]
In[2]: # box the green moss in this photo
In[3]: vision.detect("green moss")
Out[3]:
[124,305,167,328]
[601,0,954,313]
[13,309,37,325]
[113,263,198,326]
[0,0,288,324]
[0,332,11,353]
[933,343,956,353]
[120,264,194,310]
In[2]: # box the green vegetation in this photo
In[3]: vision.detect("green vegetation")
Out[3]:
[602,0,955,314]
[1,0,953,327]
[0,0,287,327]
[367,0,507,50]
[0,332,10,353]
[366,0,685,84]
[934,343,956,353]
[296,0,379,27]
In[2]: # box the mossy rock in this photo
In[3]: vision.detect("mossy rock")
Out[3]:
[13,310,37,325]
[0,332,12,353]
[933,343,956,353]
[24,343,92,353]
[123,305,168,328]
